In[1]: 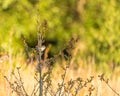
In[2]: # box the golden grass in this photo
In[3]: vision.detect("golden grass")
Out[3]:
[0,52,120,96]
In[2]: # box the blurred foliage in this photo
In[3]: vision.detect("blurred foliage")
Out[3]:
[83,0,120,67]
[0,0,120,69]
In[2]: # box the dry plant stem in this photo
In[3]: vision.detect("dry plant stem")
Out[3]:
[38,37,43,96]
[4,76,20,96]
[17,67,28,96]
[74,76,94,96]
[98,74,120,96]
[74,80,82,96]
[30,82,39,96]
[37,23,45,96]
[106,83,120,96]
[12,68,27,96]
[66,79,75,96]
[4,68,28,96]
[58,64,69,96]
[39,66,43,96]
[14,68,28,96]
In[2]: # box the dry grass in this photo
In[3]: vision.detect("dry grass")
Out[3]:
[0,51,120,96]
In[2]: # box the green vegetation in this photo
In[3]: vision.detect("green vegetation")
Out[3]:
[0,0,120,70]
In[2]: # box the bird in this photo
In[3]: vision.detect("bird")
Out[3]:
[35,45,46,52]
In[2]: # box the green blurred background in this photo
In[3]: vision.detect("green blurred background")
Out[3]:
[0,0,120,70]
